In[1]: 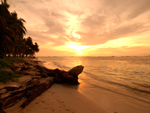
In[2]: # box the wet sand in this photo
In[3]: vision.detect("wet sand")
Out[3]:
[78,80,150,113]
[4,57,150,113]
[5,84,108,113]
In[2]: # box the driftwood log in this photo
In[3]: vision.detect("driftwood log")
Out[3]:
[0,76,54,109]
[0,61,84,112]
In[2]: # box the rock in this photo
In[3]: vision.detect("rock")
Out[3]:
[35,65,50,73]
[13,62,25,68]
[18,70,39,76]
[40,73,48,78]
[11,66,19,72]
[15,67,22,73]
[31,60,41,64]
[47,70,56,77]
[21,65,30,70]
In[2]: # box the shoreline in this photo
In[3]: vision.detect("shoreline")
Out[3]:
[1,57,109,113]
[2,57,150,113]
[38,57,150,113]
[5,84,108,113]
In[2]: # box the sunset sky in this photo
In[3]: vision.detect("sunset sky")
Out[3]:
[7,0,150,56]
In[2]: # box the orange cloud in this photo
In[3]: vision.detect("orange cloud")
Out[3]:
[7,0,150,56]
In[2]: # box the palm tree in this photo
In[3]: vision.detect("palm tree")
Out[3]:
[33,42,39,53]
[0,0,39,58]
[0,17,15,57]
[0,1,15,57]
[7,11,27,56]
[1,0,10,8]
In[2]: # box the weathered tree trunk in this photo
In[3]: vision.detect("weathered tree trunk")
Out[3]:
[0,77,54,109]
[21,77,54,108]
[0,62,84,112]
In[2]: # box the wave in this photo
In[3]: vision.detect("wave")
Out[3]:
[132,82,150,88]
[47,59,150,95]
[84,80,150,104]
[81,71,150,104]
[50,61,70,70]
[82,71,150,95]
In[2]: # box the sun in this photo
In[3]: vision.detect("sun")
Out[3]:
[72,30,81,39]
[77,51,83,55]
[54,41,91,56]
[66,42,89,56]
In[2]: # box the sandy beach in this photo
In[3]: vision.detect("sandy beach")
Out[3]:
[1,57,150,113]
[4,78,150,113]
[5,83,108,113]
[1,58,108,113]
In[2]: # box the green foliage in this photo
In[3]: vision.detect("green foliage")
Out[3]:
[0,69,23,83]
[0,57,25,83]
[6,57,26,62]
[0,58,12,68]
[0,57,25,68]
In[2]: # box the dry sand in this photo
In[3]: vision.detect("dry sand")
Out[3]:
[5,84,108,113]
[3,58,150,113]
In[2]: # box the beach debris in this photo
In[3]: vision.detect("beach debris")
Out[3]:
[68,65,84,84]
[54,65,84,84]
[0,60,84,111]
[68,65,84,76]
[21,77,54,108]
[0,76,54,109]
[54,69,74,84]
[0,101,6,113]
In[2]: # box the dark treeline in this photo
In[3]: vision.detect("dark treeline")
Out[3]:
[0,0,39,58]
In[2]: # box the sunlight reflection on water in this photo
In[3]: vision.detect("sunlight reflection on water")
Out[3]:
[38,56,150,113]
[38,56,150,101]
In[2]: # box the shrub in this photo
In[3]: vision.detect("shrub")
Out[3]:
[0,57,25,68]
[0,69,23,83]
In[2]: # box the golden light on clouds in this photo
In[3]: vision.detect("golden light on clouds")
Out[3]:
[72,30,81,39]
[53,42,90,56]
[65,42,90,56]
[77,51,83,55]
[7,0,150,56]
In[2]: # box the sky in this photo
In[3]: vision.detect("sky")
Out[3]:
[7,0,150,56]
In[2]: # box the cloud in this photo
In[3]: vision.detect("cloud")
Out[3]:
[75,0,150,45]
[27,30,68,47]
[6,0,150,56]
[127,0,150,19]
[78,18,149,45]
[66,8,84,17]
[8,0,70,45]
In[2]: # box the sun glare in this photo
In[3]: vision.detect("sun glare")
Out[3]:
[54,42,90,56]
[77,50,83,55]
[66,42,89,55]
[72,30,81,39]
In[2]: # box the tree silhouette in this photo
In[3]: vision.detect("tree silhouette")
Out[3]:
[0,0,39,58]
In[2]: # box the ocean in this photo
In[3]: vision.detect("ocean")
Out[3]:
[38,56,150,113]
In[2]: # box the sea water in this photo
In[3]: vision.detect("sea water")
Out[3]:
[38,56,150,113]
